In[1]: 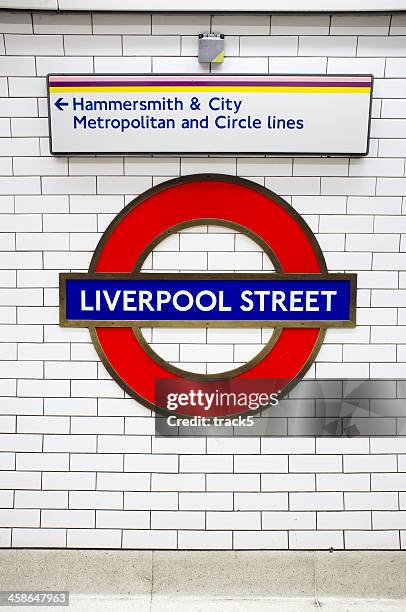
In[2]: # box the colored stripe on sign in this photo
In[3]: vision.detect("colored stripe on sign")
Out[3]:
[49,86,371,94]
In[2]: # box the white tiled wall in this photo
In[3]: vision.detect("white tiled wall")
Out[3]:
[0,9,405,550]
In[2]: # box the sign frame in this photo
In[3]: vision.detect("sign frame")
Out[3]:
[47,72,374,157]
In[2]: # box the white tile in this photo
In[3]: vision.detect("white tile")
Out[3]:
[345,530,399,550]
[234,530,288,549]
[67,528,121,548]
[179,530,232,549]
[152,14,209,35]
[36,56,94,75]
[124,35,180,56]
[14,490,68,509]
[96,510,149,529]
[94,56,151,72]
[152,511,204,529]
[299,36,356,56]
[331,14,390,35]
[33,12,92,34]
[123,529,176,548]
[211,57,268,73]
[272,14,329,35]
[289,530,343,549]
[328,57,385,77]
[5,34,63,55]
[0,11,33,33]
[358,36,406,57]
[206,511,260,530]
[13,528,66,547]
[64,35,122,56]
[212,14,270,35]
[240,36,298,56]
[42,509,95,528]
[92,13,150,34]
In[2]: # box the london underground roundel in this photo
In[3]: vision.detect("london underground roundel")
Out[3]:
[60,174,356,417]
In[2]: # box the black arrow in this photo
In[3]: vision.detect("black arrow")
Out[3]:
[55,97,69,111]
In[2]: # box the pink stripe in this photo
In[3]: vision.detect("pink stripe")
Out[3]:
[49,75,372,85]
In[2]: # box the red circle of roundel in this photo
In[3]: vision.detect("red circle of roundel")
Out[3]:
[89,174,326,417]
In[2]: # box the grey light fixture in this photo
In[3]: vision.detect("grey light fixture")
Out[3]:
[198,33,225,64]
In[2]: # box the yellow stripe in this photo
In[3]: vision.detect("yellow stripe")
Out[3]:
[50,86,371,94]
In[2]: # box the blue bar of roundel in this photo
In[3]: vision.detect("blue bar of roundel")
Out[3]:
[65,278,351,322]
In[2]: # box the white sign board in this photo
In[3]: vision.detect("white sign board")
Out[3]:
[48,74,373,156]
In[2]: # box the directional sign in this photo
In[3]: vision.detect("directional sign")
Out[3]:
[59,174,357,417]
[48,74,373,155]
